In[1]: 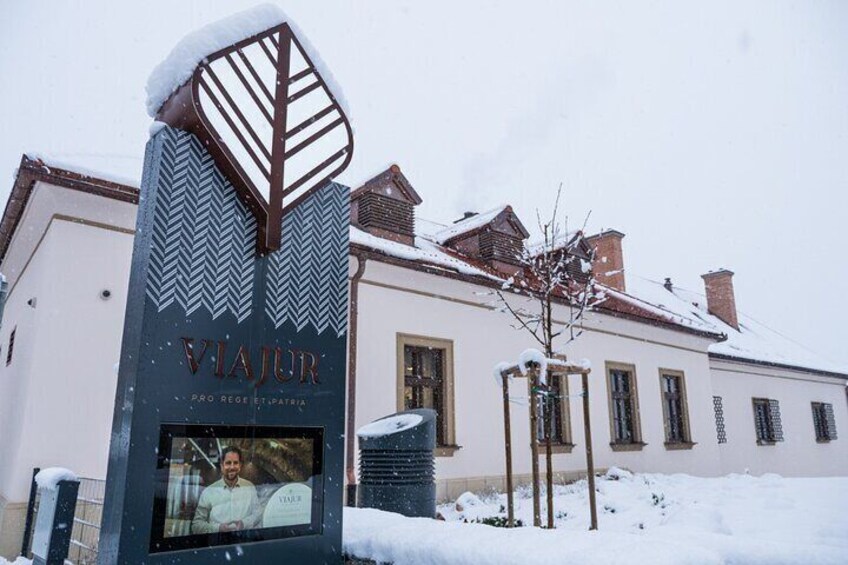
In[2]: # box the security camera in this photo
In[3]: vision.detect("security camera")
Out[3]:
[100,289,112,300]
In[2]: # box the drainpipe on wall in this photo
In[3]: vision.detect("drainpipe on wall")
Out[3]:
[345,252,367,506]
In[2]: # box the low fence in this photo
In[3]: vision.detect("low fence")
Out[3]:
[22,468,105,565]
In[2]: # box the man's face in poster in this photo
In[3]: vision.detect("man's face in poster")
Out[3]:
[222,450,241,483]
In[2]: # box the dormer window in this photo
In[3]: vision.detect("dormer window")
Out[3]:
[435,205,529,274]
[350,164,422,246]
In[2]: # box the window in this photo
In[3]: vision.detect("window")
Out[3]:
[659,370,692,447]
[811,402,837,442]
[535,375,572,448]
[6,327,15,366]
[713,396,727,444]
[752,398,783,444]
[606,363,643,450]
[396,334,455,452]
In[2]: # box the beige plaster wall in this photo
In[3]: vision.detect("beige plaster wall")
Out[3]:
[352,260,723,487]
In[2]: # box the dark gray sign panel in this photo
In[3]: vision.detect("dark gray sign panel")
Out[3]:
[102,18,354,562]
[99,125,350,563]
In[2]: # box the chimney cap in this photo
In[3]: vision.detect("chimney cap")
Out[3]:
[701,268,735,280]
[585,228,625,241]
[663,277,673,291]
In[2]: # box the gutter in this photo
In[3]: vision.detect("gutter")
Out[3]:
[345,252,367,506]
[708,352,848,380]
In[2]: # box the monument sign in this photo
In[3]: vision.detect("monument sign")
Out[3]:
[99,9,353,564]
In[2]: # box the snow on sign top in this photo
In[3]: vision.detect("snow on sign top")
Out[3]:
[149,4,354,254]
[35,467,78,490]
[147,5,283,117]
[146,4,350,119]
[357,414,423,438]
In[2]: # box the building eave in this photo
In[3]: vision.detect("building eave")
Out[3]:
[350,241,725,342]
[0,155,139,265]
[708,352,848,380]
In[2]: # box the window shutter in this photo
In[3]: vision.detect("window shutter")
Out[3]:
[5,327,14,366]
[824,403,837,440]
[713,396,727,444]
[812,403,824,440]
[769,399,784,442]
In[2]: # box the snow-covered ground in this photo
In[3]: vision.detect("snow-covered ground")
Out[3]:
[4,470,843,564]
[344,469,848,564]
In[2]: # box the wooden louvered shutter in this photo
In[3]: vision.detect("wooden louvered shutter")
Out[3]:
[769,399,783,442]
[824,403,837,440]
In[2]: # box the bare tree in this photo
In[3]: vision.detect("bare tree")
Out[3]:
[493,186,603,528]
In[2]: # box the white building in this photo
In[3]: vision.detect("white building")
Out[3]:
[0,157,845,558]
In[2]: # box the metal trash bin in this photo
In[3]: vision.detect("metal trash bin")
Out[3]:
[357,409,436,518]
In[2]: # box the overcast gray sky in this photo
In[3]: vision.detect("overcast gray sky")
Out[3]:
[1,0,846,365]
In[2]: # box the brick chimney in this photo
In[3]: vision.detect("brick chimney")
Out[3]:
[585,230,626,292]
[350,164,422,246]
[701,269,739,330]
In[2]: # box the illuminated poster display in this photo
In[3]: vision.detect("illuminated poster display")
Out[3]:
[149,425,322,553]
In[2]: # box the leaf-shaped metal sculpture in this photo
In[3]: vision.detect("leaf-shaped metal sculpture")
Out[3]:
[157,22,354,253]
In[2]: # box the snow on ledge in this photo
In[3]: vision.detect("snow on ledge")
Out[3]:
[357,414,423,438]
[35,467,78,491]
[145,4,350,120]
[518,349,547,383]
[492,361,513,386]
[573,358,591,371]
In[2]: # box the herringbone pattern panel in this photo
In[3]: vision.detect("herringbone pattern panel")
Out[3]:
[266,183,350,336]
[146,128,257,322]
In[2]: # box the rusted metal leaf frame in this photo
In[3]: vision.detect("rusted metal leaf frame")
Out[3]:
[157,23,354,253]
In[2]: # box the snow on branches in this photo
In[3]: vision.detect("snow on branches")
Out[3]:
[493,186,604,357]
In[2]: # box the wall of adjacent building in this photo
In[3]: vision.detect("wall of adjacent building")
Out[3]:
[711,358,848,476]
[0,190,134,559]
[352,259,725,500]
[0,213,52,559]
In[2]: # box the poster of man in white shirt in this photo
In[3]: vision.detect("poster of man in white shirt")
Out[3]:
[191,446,262,534]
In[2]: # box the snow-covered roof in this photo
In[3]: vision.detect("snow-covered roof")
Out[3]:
[24,152,140,189]
[525,229,584,257]
[350,226,501,281]
[434,205,510,244]
[623,276,848,376]
[354,215,846,376]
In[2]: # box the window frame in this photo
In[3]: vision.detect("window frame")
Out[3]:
[605,362,645,451]
[752,397,779,445]
[811,402,835,443]
[535,373,574,453]
[658,369,694,449]
[396,333,457,456]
